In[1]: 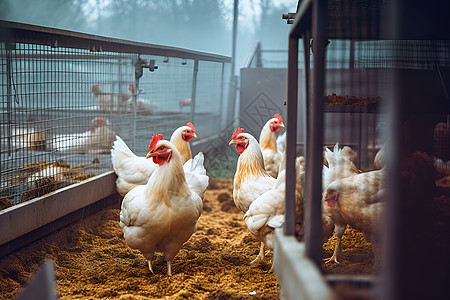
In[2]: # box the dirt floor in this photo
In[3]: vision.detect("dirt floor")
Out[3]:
[2,175,448,299]
[1,178,279,299]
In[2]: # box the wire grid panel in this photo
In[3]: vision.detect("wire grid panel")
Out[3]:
[0,43,136,204]
[1,38,229,206]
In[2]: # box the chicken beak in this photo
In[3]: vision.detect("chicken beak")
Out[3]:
[229,140,236,145]
[193,132,197,138]
[146,152,156,159]
[280,123,285,128]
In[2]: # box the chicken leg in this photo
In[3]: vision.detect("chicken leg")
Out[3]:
[251,242,265,264]
[167,261,172,276]
[148,260,154,274]
[323,224,346,264]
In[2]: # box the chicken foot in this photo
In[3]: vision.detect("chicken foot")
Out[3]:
[250,242,265,264]
[323,225,345,264]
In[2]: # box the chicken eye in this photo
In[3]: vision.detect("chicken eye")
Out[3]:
[160,146,164,150]
[239,136,244,140]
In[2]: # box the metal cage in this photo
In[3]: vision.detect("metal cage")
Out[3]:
[0,20,231,207]
[274,0,450,299]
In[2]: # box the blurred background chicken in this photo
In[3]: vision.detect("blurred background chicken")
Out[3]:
[321,144,360,264]
[50,117,115,154]
[374,145,385,169]
[229,128,276,263]
[323,148,385,264]
[119,134,208,276]
[10,127,46,151]
[127,83,159,115]
[90,83,131,111]
[259,114,285,178]
[91,83,158,114]
[111,123,197,196]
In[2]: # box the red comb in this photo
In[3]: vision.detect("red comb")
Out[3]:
[232,128,245,140]
[274,113,283,123]
[148,133,163,152]
[186,122,195,132]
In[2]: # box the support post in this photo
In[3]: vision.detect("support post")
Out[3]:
[304,0,328,266]
[284,35,299,236]
[190,59,199,124]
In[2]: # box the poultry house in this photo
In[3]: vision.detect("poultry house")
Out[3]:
[229,128,277,263]
[323,146,385,264]
[259,114,285,178]
[49,117,115,154]
[244,154,305,270]
[111,122,197,196]
[321,144,361,264]
[119,133,208,276]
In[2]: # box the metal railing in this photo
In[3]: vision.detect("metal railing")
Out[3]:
[0,20,231,206]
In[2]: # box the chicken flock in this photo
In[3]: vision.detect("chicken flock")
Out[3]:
[111,112,388,277]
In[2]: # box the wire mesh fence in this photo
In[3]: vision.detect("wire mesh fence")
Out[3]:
[0,21,231,206]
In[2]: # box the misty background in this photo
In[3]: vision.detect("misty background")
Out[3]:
[0,0,297,74]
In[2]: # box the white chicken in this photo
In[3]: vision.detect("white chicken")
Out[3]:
[119,133,208,276]
[91,83,158,114]
[322,144,360,264]
[90,83,131,111]
[244,154,305,270]
[10,127,46,151]
[276,132,286,155]
[374,145,385,169]
[50,117,115,154]
[229,128,277,263]
[259,114,285,178]
[111,123,197,196]
[127,83,159,115]
[323,149,385,264]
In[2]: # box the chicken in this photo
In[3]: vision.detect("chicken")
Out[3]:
[111,123,197,196]
[259,114,285,178]
[229,128,277,263]
[119,133,208,276]
[322,144,360,264]
[179,98,192,108]
[50,117,115,154]
[374,145,385,169]
[171,122,197,165]
[91,83,158,114]
[10,127,46,151]
[90,83,131,111]
[276,132,286,155]
[244,155,305,270]
[127,84,159,115]
[323,154,385,264]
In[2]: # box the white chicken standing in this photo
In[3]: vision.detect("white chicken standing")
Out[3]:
[119,133,208,276]
[259,114,285,178]
[229,128,276,263]
[244,154,305,270]
[323,146,385,264]
[111,123,197,196]
[321,144,360,264]
[91,83,158,114]
[90,83,131,111]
